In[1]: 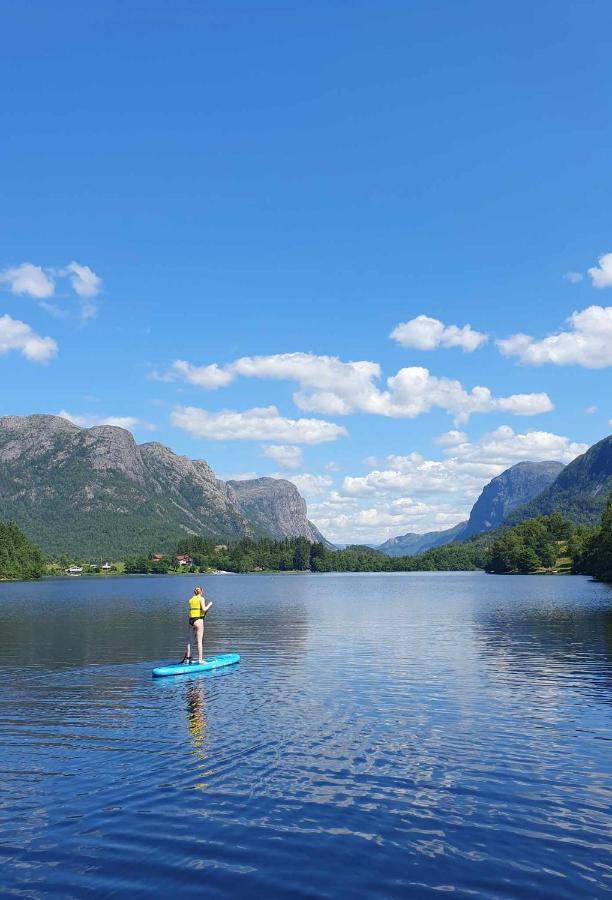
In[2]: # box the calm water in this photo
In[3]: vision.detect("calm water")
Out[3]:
[1,573,611,899]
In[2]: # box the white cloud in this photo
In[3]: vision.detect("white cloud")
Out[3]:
[434,430,467,447]
[494,392,553,416]
[447,426,586,467]
[340,426,584,501]
[0,314,57,362]
[170,405,348,445]
[162,351,553,424]
[564,271,583,284]
[57,410,155,431]
[342,463,474,499]
[325,460,342,471]
[497,305,612,368]
[587,253,612,288]
[309,496,466,545]
[585,405,598,415]
[312,425,586,544]
[231,353,381,415]
[261,444,303,469]
[64,262,102,298]
[280,473,333,497]
[0,263,55,298]
[390,315,487,352]
[381,368,552,423]
[0,260,102,320]
[156,360,234,388]
[63,262,102,320]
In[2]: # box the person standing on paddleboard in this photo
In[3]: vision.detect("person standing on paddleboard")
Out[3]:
[185,586,212,665]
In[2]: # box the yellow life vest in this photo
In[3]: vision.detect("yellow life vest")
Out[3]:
[188,594,203,618]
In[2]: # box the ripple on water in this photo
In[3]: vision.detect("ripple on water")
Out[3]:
[1,573,611,898]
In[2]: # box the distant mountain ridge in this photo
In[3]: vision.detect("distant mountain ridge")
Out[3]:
[378,460,565,557]
[0,414,326,557]
[378,521,468,557]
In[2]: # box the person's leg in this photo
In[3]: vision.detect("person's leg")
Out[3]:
[184,622,193,663]
[195,619,204,664]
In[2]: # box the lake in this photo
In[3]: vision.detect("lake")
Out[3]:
[1,572,611,898]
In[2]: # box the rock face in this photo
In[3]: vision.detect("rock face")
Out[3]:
[462,460,565,538]
[506,435,612,526]
[228,477,324,542]
[378,460,564,557]
[0,414,326,557]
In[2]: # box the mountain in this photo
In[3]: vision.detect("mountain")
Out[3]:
[505,435,612,526]
[462,460,565,538]
[0,414,325,557]
[228,477,327,543]
[378,521,468,557]
[378,460,564,557]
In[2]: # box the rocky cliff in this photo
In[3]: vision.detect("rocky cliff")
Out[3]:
[0,414,326,557]
[461,460,565,538]
[228,477,327,543]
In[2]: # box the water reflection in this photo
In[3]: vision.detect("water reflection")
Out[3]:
[186,681,206,752]
[1,573,611,899]
[473,584,612,703]
[185,680,209,792]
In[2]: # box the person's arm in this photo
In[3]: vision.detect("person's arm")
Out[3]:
[202,598,213,616]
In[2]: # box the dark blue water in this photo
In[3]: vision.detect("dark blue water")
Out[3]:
[1,573,611,898]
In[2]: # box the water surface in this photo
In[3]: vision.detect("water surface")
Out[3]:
[1,573,611,898]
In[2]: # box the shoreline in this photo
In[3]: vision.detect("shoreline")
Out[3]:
[2,569,586,585]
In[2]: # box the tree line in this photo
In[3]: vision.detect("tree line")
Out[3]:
[123,496,612,581]
[123,533,484,574]
[3,494,611,582]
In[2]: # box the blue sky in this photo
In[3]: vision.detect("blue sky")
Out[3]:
[1,0,611,543]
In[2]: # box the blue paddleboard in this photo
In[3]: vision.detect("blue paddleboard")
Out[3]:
[152,653,240,678]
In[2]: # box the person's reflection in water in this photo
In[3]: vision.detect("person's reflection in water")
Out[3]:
[185,680,209,790]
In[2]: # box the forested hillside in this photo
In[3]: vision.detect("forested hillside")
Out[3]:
[0,522,46,580]
[0,415,324,557]
[507,435,612,526]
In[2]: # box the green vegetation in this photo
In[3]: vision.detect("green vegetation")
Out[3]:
[122,533,485,574]
[3,502,607,582]
[0,521,46,580]
[482,510,608,575]
[573,496,612,582]
[483,513,568,574]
